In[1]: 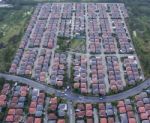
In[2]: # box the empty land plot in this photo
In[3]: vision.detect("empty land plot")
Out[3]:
[70,38,86,53]
[0,6,33,72]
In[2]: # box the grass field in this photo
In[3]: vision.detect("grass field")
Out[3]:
[70,38,86,53]
[0,6,33,72]
[125,0,150,77]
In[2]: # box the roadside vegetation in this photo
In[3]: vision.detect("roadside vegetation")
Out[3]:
[0,6,33,72]
[0,78,6,90]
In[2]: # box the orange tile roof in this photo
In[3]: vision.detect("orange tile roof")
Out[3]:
[34,118,42,123]
[30,101,37,108]
[119,107,126,113]
[117,101,125,107]
[56,81,63,86]
[20,91,27,97]
[0,100,6,106]
[145,104,150,110]
[100,118,107,123]
[98,103,105,110]
[86,110,93,117]
[6,115,14,122]
[8,109,16,115]
[26,116,34,123]
[50,97,58,104]
[76,111,85,118]
[108,117,115,123]
[140,112,148,120]
[57,119,65,123]
[128,118,136,123]
[127,111,135,118]
[138,107,146,113]
[29,108,36,114]
[14,115,22,122]
[87,118,94,123]
[0,95,6,100]
[74,83,80,88]
[86,104,92,110]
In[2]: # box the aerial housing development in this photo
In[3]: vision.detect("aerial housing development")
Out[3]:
[0,2,149,123]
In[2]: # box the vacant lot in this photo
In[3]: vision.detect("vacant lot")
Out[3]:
[57,36,70,52]
[125,0,150,77]
[70,38,86,53]
[0,6,33,72]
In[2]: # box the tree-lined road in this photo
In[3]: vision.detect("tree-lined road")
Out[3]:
[0,73,149,103]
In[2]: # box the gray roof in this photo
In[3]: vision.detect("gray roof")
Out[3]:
[37,105,43,111]
[48,120,56,123]
[19,97,26,102]
[76,120,85,123]
[17,102,24,108]
[58,110,66,117]
[143,98,149,104]
[106,109,114,116]
[58,104,67,111]
[120,114,128,123]
[124,99,131,105]
[142,120,150,123]
[35,111,43,117]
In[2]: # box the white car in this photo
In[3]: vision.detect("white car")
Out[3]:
[99,97,103,100]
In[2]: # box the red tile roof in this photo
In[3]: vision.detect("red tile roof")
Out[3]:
[86,110,93,117]
[26,116,34,123]
[138,107,146,113]
[100,118,107,123]
[29,108,36,114]
[119,107,126,113]
[34,118,42,123]
[128,118,136,123]
[8,109,16,115]
[6,115,14,122]
[57,119,65,123]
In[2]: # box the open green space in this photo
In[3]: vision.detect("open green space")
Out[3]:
[56,36,70,52]
[70,38,86,53]
[56,37,86,53]
[0,6,33,72]
[125,0,150,77]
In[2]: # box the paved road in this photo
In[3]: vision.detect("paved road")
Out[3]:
[0,4,13,8]
[0,73,149,103]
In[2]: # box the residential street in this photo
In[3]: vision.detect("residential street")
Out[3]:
[0,73,149,103]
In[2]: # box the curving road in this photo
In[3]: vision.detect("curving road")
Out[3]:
[0,73,149,103]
